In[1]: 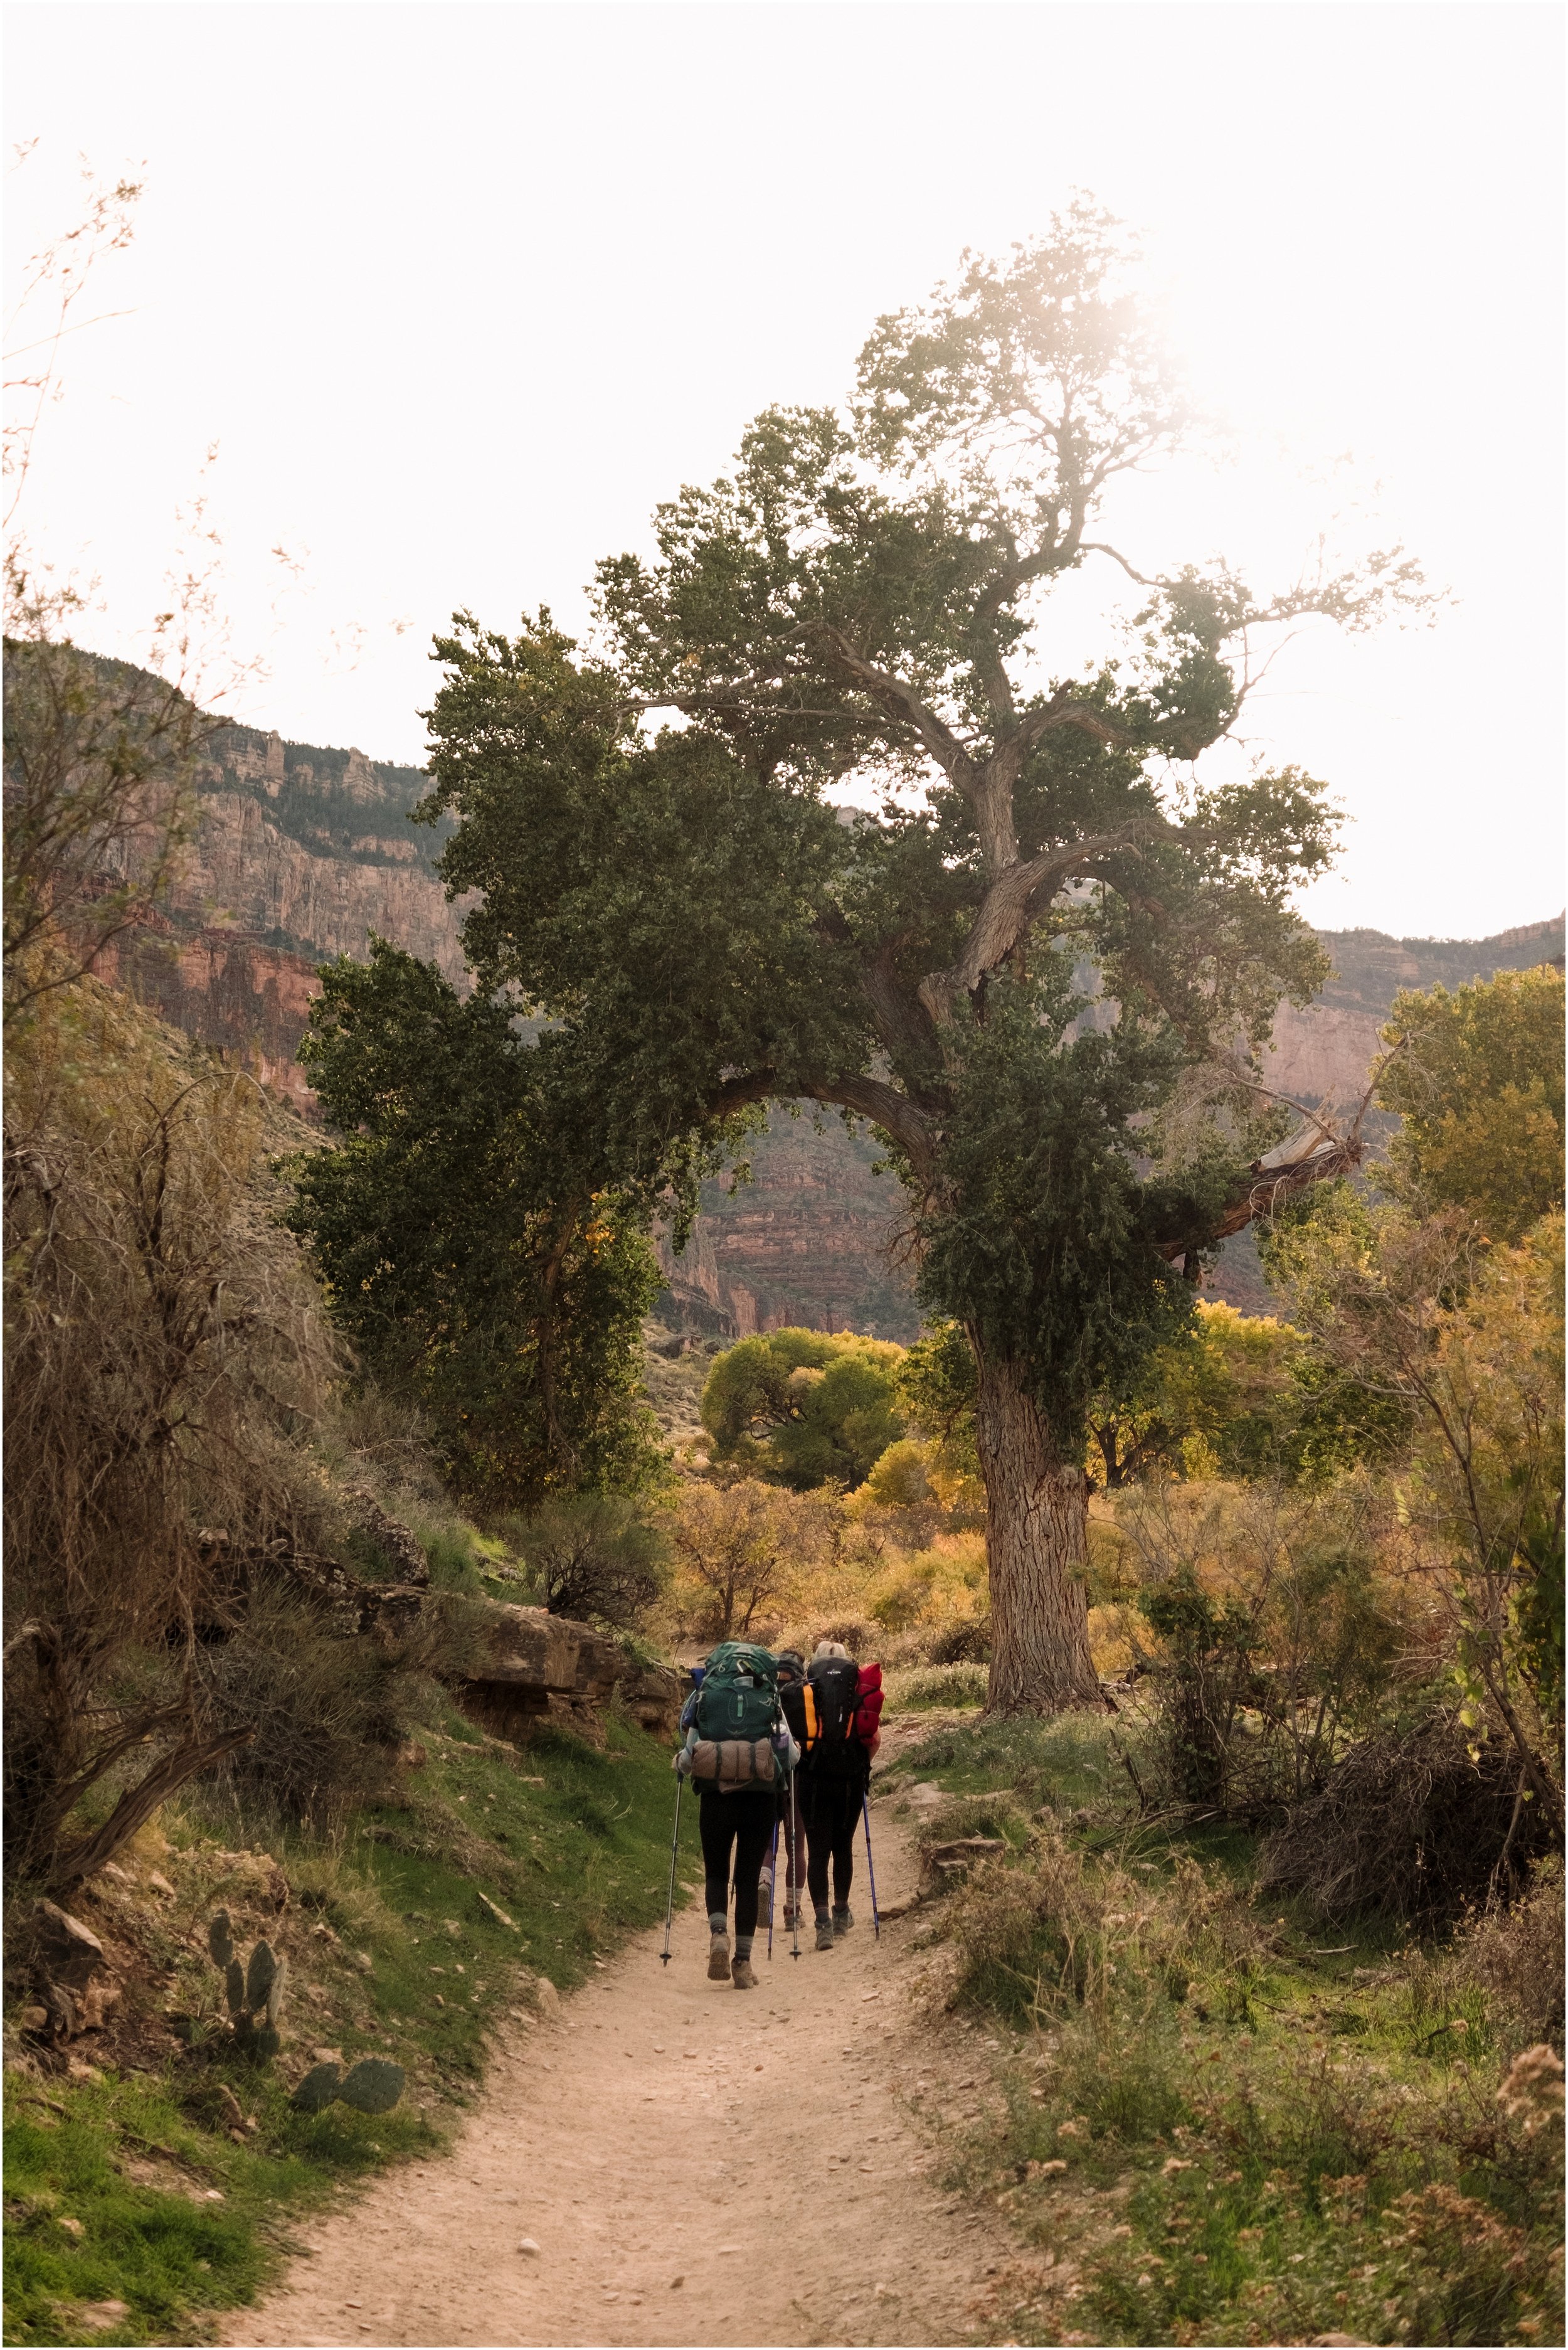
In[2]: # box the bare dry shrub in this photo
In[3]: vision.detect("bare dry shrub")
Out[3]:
[3,980,338,1885]
[928,1613,992,1664]
[1118,1477,1432,1821]
[196,1576,487,1830]
[1448,1860,1565,2048]
[1258,1710,1547,1923]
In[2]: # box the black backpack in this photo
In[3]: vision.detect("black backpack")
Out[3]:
[798,1656,865,1779]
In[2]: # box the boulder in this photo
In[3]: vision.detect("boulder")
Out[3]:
[31,1901,105,1991]
[924,1836,1007,1878]
[340,1489,430,1587]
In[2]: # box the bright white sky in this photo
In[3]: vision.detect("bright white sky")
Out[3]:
[6,1,1564,938]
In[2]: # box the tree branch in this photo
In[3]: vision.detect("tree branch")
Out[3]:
[805,625,980,794]
[809,1074,940,1177]
[50,1724,257,1890]
[1150,1124,1367,1261]
[919,816,1182,1025]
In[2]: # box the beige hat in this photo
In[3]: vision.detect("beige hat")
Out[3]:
[813,1640,850,1660]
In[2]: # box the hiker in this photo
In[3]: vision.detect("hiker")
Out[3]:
[760,1649,808,1930]
[792,1640,884,1952]
[675,1642,798,1989]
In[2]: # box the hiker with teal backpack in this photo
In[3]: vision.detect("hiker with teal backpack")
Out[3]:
[674,1642,798,1989]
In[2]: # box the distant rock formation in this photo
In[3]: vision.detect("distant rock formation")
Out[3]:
[103,716,469,1108]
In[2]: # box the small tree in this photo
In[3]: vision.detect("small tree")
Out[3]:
[287,942,665,1509]
[1378,965,1564,1242]
[701,1327,906,1489]
[670,1479,808,1640]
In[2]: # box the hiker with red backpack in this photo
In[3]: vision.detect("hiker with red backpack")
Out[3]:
[674,1642,799,1989]
[784,1640,884,1952]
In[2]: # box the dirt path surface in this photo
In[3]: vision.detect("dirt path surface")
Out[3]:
[226,1790,1020,2349]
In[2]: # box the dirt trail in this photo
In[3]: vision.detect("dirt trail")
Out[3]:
[226,1780,1020,2349]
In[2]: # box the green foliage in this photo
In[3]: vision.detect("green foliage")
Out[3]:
[914,969,1204,1445]
[700,1326,906,1489]
[1379,964,1565,1240]
[1088,1300,1309,1486]
[286,942,664,1509]
[896,1319,978,1460]
[418,615,862,1194]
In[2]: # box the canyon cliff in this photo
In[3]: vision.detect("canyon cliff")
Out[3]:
[112,710,1562,1332]
[97,720,467,1109]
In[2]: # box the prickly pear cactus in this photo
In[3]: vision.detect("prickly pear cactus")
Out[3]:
[264,1954,288,2026]
[290,2060,344,2113]
[209,1915,287,2058]
[246,1942,277,2012]
[336,2058,405,2115]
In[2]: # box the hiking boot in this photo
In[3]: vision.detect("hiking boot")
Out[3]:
[731,1956,758,1989]
[707,1933,731,1981]
[782,1897,802,1930]
[814,1917,835,1952]
[833,1905,855,1937]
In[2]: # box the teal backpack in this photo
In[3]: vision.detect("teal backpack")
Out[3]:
[694,1642,781,1743]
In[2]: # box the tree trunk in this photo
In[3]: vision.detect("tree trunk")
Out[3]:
[48,1725,255,1891]
[973,1344,1104,1714]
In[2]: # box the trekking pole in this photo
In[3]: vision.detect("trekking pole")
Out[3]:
[790,1777,802,1959]
[862,1792,881,1940]
[766,1821,778,1960]
[660,1772,684,1966]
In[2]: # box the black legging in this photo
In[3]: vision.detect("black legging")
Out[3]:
[697,1787,776,1937]
[799,1773,864,1912]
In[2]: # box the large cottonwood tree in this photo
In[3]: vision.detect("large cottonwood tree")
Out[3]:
[420,208,1420,1711]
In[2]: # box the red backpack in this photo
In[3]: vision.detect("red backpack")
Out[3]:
[854,1662,884,1753]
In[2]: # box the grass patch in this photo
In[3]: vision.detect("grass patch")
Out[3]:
[885,1661,988,1710]
[893,1717,1563,2348]
[4,1708,697,2346]
[889,1709,1124,1817]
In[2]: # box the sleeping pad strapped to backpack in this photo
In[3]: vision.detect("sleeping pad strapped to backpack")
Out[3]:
[686,1642,785,1786]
